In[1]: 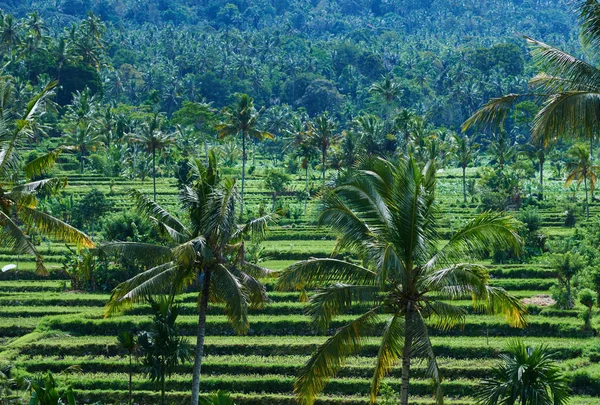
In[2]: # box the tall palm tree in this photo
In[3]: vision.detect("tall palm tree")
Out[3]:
[451,133,478,202]
[475,340,570,405]
[277,156,527,405]
[289,122,317,214]
[520,142,548,200]
[65,122,101,174]
[103,152,276,405]
[0,79,94,274]
[565,143,599,220]
[309,113,337,184]
[463,1,600,149]
[129,114,173,202]
[216,94,273,219]
[369,75,402,124]
[488,131,515,170]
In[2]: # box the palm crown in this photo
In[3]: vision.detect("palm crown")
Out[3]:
[278,155,527,405]
[0,79,94,275]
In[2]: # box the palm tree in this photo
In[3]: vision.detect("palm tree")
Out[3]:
[216,94,273,219]
[488,131,515,170]
[451,133,478,202]
[549,252,585,309]
[118,330,138,405]
[369,75,402,124]
[0,79,94,275]
[129,114,173,202]
[463,1,600,149]
[65,123,101,174]
[286,119,317,214]
[475,340,570,405]
[520,142,548,200]
[102,152,276,405]
[277,155,527,405]
[309,113,337,184]
[565,143,599,220]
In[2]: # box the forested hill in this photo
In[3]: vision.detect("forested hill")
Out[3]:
[0,0,580,129]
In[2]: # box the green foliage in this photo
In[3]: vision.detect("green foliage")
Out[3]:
[27,371,76,405]
[475,339,570,405]
[137,299,191,405]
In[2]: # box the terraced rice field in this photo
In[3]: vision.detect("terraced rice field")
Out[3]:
[1,156,599,404]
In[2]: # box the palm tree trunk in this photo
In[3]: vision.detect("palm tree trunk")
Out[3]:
[539,158,544,201]
[161,373,166,405]
[80,150,85,174]
[400,313,413,405]
[190,270,211,405]
[462,165,466,203]
[152,148,157,202]
[322,148,326,184]
[567,278,573,309]
[128,354,133,405]
[305,165,309,215]
[240,133,246,220]
[253,141,256,166]
[585,173,590,220]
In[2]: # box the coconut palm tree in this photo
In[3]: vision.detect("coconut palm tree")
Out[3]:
[102,151,276,405]
[309,113,337,184]
[118,330,138,405]
[451,133,478,202]
[277,155,527,405]
[463,1,600,148]
[0,79,94,274]
[216,94,273,219]
[565,143,599,220]
[128,114,173,202]
[475,340,570,405]
[369,75,402,124]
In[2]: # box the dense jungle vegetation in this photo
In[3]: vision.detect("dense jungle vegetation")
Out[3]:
[2,1,600,405]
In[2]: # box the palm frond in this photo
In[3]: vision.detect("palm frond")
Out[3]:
[129,189,190,238]
[307,283,379,332]
[210,264,249,334]
[105,262,179,316]
[525,36,600,91]
[424,300,468,332]
[277,258,378,291]
[231,265,269,308]
[0,211,46,275]
[294,308,381,405]
[370,312,404,403]
[531,91,600,144]
[428,212,521,269]
[577,0,600,51]
[23,147,68,180]
[475,286,527,328]
[233,211,279,243]
[10,178,67,203]
[18,207,94,248]
[461,94,525,132]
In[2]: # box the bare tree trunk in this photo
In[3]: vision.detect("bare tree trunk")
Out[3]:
[190,270,211,405]
[400,313,412,405]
